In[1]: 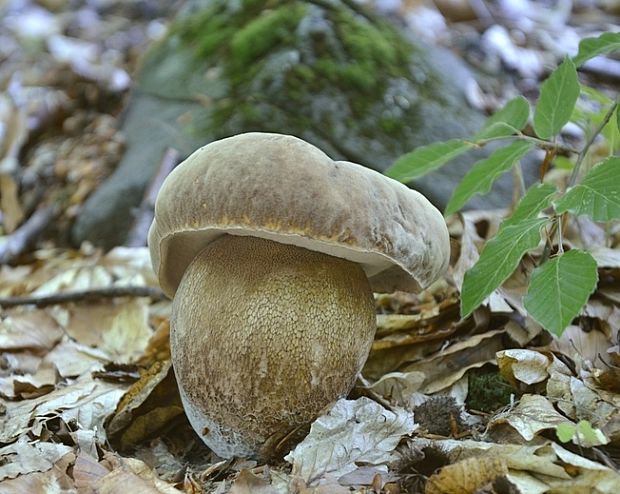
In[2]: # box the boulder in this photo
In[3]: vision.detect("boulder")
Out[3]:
[72,0,498,249]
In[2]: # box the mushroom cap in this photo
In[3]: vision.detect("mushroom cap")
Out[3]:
[148,132,450,298]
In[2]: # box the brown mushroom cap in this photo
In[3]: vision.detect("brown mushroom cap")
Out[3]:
[148,132,449,297]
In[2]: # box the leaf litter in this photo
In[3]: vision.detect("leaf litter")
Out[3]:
[1,0,620,493]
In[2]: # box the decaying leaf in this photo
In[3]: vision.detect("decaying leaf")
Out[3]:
[285,397,415,485]
[407,437,620,493]
[106,359,185,451]
[0,436,74,481]
[489,394,572,441]
[73,451,181,494]
[425,455,509,494]
[0,308,63,351]
[497,349,552,388]
[228,469,278,494]
[0,451,75,494]
[0,374,126,444]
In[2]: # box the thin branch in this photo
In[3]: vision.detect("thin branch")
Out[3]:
[568,97,619,188]
[0,286,167,308]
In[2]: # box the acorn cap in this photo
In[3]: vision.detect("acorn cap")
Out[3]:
[148,132,450,298]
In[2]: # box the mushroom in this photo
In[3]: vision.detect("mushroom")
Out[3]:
[148,132,450,459]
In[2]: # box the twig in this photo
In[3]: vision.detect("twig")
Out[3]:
[0,286,167,308]
[0,206,56,264]
[126,147,180,247]
[568,97,619,188]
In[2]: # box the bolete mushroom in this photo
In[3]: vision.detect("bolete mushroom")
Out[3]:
[148,132,449,459]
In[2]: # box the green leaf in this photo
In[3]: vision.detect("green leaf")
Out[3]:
[385,139,473,182]
[573,32,620,67]
[576,420,604,445]
[445,141,533,216]
[503,183,557,227]
[474,96,530,140]
[533,58,580,140]
[524,249,598,336]
[556,423,576,443]
[461,218,548,318]
[555,157,620,221]
[604,105,620,152]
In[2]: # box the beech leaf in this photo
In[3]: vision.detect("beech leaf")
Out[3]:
[461,218,548,318]
[445,141,532,216]
[533,58,580,140]
[573,32,620,67]
[385,139,473,182]
[474,96,530,140]
[523,249,598,336]
[555,157,620,221]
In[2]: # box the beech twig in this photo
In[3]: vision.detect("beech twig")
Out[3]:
[0,286,167,308]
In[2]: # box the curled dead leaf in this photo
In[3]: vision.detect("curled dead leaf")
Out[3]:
[425,456,508,494]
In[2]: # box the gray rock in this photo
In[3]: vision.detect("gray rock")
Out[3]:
[72,0,510,249]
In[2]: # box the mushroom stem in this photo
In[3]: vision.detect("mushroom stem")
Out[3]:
[171,235,376,459]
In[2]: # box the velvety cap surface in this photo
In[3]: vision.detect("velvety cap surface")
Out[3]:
[148,132,450,297]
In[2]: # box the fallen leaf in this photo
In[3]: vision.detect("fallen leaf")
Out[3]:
[228,469,278,494]
[285,397,415,485]
[426,455,508,494]
[74,451,180,494]
[0,308,63,351]
[489,394,572,441]
[0,436,73,481]
[497,349,552,387]
[0,451,75,493]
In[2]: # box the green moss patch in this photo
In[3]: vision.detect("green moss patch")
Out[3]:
[169,0,419,136]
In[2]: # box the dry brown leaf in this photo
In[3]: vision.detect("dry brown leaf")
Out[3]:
[0,173,24,233]
[590,247,620,268]
[228,469,278,494]
[425,456,508,494]
[366,370,426,405]
[0,451,75,493]
[401,328,506,393]
[0,437,74,481]
[285,398,415,485]
[73,453,112,489]
[43,338,110,378]
[0,374,126,443]
[137,320,171,366]
[63,298,152,363]
[497,349,552,388]
[106,360,184,451]
[6,359,58,399]
[450,213,482,291]
[554,323,613,369]
[408,437,620,493]
[489,394,571,441]
[0,308,63,351]
[75,452,180,494]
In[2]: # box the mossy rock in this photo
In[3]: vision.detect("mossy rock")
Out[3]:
[73,0,496,248]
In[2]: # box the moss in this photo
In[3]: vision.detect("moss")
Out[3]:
[379,116,402,133]
[466,366,515,413]
[333,9,408,75]
[229,5,307,68]
[172,3,231,58]
[169,0,424,139]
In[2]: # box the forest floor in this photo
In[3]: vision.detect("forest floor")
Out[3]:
[1,0,620,493]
